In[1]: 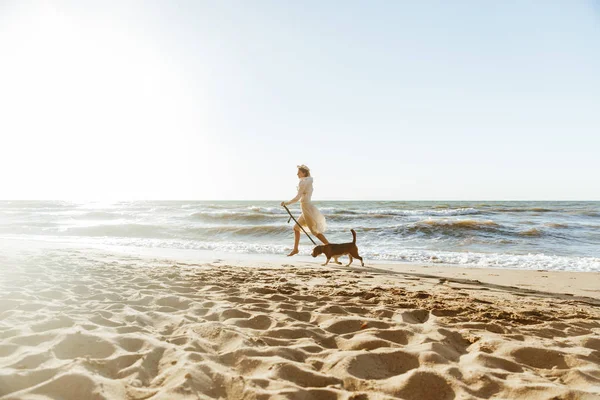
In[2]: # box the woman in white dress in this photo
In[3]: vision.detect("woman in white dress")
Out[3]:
[281,165,329,256]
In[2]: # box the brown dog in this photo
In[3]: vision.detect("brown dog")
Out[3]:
[311,229,364,267]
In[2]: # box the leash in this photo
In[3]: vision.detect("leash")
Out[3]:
[282,204,317,245]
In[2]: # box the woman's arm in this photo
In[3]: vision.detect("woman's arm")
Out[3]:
[281,181,305,206]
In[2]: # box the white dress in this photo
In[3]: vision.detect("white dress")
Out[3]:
[284,176,327,235]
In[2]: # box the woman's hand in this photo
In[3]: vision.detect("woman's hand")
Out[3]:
[280,201,286,207]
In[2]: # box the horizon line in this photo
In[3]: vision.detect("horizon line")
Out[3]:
[1,199,599,202]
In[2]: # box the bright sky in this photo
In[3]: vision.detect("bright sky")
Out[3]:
[1,1,599,201]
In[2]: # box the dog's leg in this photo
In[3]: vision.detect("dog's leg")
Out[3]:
[333,256,342,265]
[346,255,353,267]
[355,254,364,267]
[322,257,331,266]
[350,248,364,267]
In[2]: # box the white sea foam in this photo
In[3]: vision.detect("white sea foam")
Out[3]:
[365,208,480,216]
[362,248,600,272]
[13,235,595,273]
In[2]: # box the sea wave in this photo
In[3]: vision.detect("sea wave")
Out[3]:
[330,208,480,217]
[356,219,502,238]
[188,225,290,237]
[61,224,172,238]
[385,208,480,216]
[0,223,61,235]
[75,211,125,220]
[59,223,292,239]
[519,228,543,237]
[365,249,600,272]
[244,206,289,215]
[318,208,482,222]
[403,219,501,237]
[544,223,568,229]
[0,201,73,210]
[189,211,277,223]
[417,219,498,228]
[490,207,556,213]
[327,213,393,221]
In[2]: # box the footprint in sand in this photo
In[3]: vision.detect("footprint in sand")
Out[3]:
[394,309,431,324]
[0,368,61,397]
[30,316,75,332]
[52,332,116,360]
[205,308,252,322]
[462,352,523,373]
[320,318,391,334]
[383,370,455,400]
[228,314,274,330]
[337,333,397,351]
[7,351,53,370]
[116,336,146,352]
[508,346,568,369]
[323,349,419,380]
[10,332,57,347]
[270,362,341,388]
[373,329,413,345]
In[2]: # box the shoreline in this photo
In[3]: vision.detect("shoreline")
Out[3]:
[155,252,600,302]
[2,236,599,301]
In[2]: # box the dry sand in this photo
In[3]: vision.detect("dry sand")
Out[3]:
[1,245,599,399]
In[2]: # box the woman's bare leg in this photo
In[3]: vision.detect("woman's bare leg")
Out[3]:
[316,233,329,245]
[287,229,301,256]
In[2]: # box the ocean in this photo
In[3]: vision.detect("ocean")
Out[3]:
[1,201,599,272]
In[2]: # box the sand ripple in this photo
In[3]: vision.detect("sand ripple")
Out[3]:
[0,249,599,399]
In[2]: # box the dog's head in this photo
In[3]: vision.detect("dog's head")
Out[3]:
[311,245,325,257]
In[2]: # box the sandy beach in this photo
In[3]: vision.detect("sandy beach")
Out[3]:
[1,243,599,399]
[3,0,600,396]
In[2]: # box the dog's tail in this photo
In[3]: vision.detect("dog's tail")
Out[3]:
[351,229,357,244]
